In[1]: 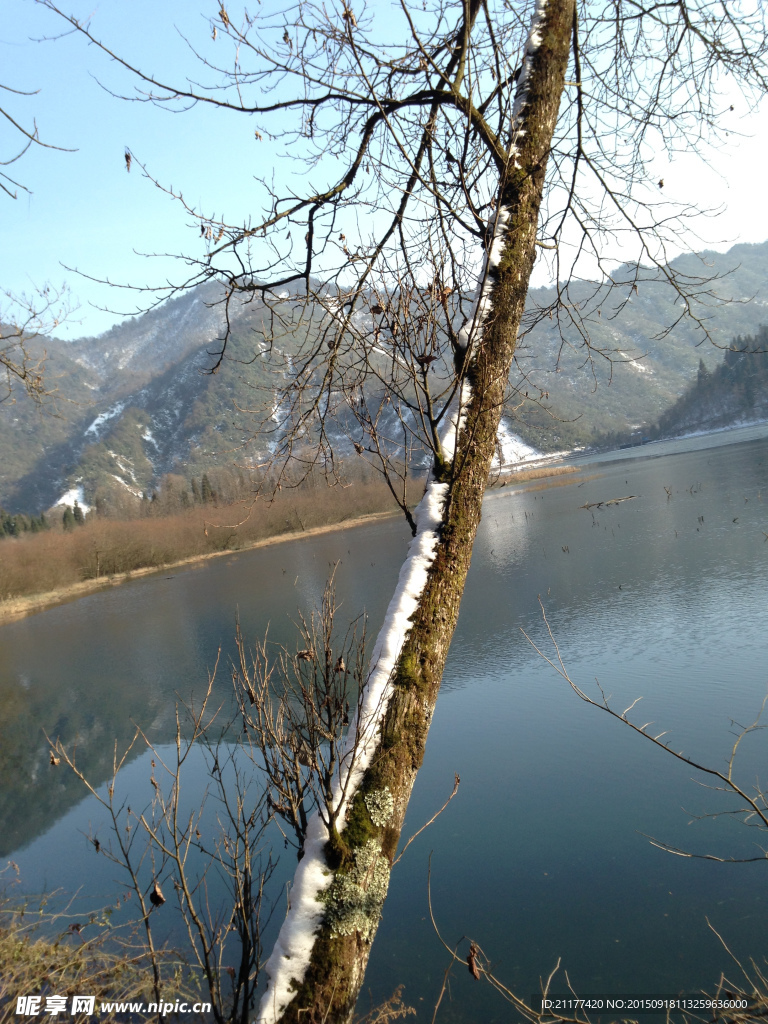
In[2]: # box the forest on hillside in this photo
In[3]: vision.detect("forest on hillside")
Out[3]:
[650,328,768,438]
[592,328,768,449]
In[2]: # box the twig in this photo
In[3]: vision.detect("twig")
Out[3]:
[392,774,460,866]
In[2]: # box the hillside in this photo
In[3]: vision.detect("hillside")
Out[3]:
[3,241,768,513]
[644,327,768,439]
[507,242,768,449]
[1,290,307,513]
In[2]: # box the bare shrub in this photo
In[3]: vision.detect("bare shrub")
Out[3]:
[46,671,275,1023]
[0,865,193,1024]
[232,570,372,860]
[30,578,417,1024]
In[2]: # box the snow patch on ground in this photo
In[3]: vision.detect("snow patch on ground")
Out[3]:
[492,420,572,472]
[671,418,768,442]
[85,403,125,437]
[52,484,90,513]
[618,350,652,374]
[493,421,542,467]
[108,451,138,483]
[110,474,143,497]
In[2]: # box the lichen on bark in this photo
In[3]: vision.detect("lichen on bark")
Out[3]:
[321,840,391,939]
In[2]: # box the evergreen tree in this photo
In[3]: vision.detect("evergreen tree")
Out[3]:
[0,507,50,540]
[744,365,756,407]
[201,473,214,503]
[62,506,75,531]
[191,478,201,503]
[73,501,85,526]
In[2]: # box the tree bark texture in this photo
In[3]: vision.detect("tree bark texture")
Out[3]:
[273,2,574,1019]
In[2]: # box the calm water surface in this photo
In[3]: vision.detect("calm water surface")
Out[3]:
[3,423,768,1021]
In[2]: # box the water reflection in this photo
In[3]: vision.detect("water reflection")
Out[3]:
[3,423,768,1020]
[0,520,410,855]
[366,425,768,1020]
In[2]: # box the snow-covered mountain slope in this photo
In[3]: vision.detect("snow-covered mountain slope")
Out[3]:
[4,241,768,513]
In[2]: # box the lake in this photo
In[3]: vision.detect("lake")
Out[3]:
[3,422,768,1021]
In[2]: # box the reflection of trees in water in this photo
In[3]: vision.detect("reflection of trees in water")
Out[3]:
[0,657,168,857]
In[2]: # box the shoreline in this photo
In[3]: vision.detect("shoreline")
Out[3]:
[0,509,402,626]
[0,464,581,627]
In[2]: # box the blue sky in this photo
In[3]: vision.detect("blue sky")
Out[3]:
[4,0,285,337]
[4,0,768,339]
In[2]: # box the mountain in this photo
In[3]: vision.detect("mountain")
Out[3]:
[63,281,226,387]
[0,286,297,512]
[3,241,768,514]
[646,328,768,439]
[507,242,768,448]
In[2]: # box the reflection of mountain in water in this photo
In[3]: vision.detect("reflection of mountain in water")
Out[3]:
[0,518,411,858]
[0,610,189,857]
[6,428,768,1017]
[6,426,768,857]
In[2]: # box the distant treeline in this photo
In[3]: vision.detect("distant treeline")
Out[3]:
[0,462,386,543]
[598,327,768,448]
[0,466,403,605]
[141,472,219,510]
[2,500,87,540]
[1,508,50,538]
[2,469,272,539]
[94,466,293,520]
[652,329,768,438]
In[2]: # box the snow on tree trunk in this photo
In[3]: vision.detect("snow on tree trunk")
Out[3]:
[258,1,574,1020]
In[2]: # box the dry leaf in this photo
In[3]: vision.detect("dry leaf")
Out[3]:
[150,880,166,907]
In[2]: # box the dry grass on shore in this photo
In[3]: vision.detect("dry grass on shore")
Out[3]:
[0,478,401,613]
[490,464,578,487]
[0,465,582,622]
[0,865,195,1024]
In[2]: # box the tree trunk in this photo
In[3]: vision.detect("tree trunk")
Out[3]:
[261,1,574,1019]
